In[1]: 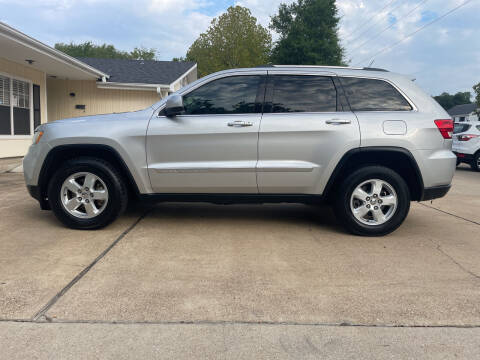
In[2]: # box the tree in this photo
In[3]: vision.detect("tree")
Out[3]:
[186,6,272,77]
[473,83,480,116]
[433,91,471,111]
[269,0,344,66]
[54,42,157,60]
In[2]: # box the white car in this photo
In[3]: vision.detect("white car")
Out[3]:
[453,121,480,171]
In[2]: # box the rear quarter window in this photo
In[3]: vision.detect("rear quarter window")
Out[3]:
[340,77,412,112]
[454,123,471,134]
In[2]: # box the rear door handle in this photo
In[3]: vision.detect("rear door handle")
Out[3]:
[228,120,254,127]
[326,118,351,125]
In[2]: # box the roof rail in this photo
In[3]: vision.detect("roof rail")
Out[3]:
[270,65,389,72]
[362,67,389,72]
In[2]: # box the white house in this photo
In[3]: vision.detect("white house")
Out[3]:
[0,22,197,158]
[448,103,479,123]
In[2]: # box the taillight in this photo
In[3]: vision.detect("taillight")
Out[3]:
[434,119,453,139]
[457,134,479,141]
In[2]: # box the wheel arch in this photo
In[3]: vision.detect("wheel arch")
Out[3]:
[323,147,425,201]
[38,144,140,208]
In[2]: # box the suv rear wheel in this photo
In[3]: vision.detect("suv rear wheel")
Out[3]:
[334,166,410,236]
[47,157,128,229]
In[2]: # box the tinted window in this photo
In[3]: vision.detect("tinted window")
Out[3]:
[183,76,263,115]
[453,123,471,134]
[340,77,412,111]
[270,75,336,113]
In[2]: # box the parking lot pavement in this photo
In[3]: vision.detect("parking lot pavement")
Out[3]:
[1,169,479,358]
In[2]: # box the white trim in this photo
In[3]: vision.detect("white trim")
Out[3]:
[29,81,33,135]
[0,71,33,137]
[96,82,170,91]
[44,72,48,123]
[169,63,197,91]
[9,77,13,135]
[0,21,109,80]
[0,135,31,139]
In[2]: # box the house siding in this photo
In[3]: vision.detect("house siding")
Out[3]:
[47,79,162,121]
[0,57,47,158]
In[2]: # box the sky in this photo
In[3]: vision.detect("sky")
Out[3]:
[0,0,479,96]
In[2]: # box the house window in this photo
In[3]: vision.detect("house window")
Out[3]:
[459,116,465,122]
[0,74,34,136]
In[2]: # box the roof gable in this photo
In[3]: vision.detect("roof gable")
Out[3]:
[447,103,478,116]
[77,58,196,85]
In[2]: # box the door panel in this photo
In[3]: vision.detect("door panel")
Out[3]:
[147,114,261,193]
[147,73,266,193]
[257,73,360,194]
[257,112,359,193]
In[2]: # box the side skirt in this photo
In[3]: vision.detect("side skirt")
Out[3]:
[138,193,325,205]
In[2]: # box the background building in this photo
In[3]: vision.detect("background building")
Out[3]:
[0,22,196,158]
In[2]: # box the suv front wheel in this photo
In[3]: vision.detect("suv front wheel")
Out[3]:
[47,157,128,229]
[334,166,410,236]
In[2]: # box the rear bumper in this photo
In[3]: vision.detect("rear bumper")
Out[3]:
[421,185,451,201]
[453,152,474,161]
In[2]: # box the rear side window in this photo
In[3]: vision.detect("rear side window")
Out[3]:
[183,75,264,115]
[453,123,471,134]
[269,75,337,113]
[340,77,412,111]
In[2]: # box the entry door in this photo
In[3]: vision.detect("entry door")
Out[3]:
[147,73,266,193]
[257,73,360,194]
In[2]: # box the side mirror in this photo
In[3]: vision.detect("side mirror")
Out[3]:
[164,94,184,117]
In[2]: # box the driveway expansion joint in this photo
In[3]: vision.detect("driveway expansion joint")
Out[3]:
[1,318,480,329]
[420,202,480,226]
[30,209,151,321]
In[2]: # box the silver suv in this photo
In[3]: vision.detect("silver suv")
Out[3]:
[23,66,456,236]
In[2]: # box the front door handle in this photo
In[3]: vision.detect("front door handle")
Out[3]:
[326,118,351,125]
[228,120,254,127]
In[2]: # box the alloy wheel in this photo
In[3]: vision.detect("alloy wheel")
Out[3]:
[60,172,109,219]
[350,178,398,226]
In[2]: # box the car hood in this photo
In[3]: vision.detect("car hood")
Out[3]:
[50,107,154,125]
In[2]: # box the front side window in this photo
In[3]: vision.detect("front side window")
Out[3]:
[340,77,412,112]
[183,75,263,115]
[0,75,32,135]
[270,75,337,113]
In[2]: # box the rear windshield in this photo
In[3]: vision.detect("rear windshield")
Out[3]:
[453,123,471,134]
[340,77,412,111]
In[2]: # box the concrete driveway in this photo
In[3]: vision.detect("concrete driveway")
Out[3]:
[1,163,479,359]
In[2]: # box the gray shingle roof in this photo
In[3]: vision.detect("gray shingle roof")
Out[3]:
[77,58,196,85]
[447,103,478,116]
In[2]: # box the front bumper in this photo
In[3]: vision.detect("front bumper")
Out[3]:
[421,185,451,201]
[27,185,50,210]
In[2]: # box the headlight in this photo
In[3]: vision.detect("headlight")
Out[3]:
[32,129,44,144]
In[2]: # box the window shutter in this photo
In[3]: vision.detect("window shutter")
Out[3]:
[33,84,41,129]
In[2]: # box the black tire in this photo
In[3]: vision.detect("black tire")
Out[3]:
[333,166,411,236]
[456,158,461,166]
[48,157,128,229]
[471,152,480,172]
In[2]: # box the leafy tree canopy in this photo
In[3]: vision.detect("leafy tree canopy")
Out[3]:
[54,42,157,60]
[433,91,471,111]
[473,83,480,115]
[269,0,345,66]
[186,6,272,77]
